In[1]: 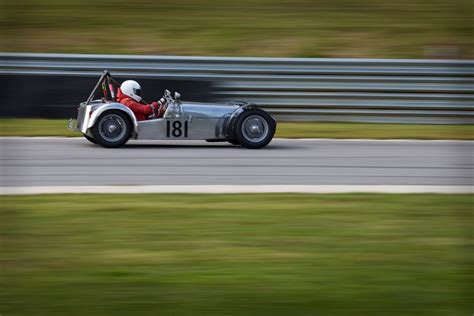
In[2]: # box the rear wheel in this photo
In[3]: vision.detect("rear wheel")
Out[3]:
[235,109,275,149]
[91,111,131,148]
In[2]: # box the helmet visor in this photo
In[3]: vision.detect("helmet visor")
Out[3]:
[133,88,142,97]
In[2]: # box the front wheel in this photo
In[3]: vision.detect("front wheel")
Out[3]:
[91,111,131,148]
[235,109,276,149]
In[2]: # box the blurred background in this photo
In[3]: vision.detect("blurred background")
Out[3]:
[2,0,473,58]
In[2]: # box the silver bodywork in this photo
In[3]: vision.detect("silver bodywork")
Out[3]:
[71,99,252,141]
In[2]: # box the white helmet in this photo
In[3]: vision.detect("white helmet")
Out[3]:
[120,80,142,102]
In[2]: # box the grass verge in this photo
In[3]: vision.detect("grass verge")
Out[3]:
[2,0,473,58]
[0,119,78,137]
[1,118,473,140]
[275,121,474,140]
[1,193,473,316]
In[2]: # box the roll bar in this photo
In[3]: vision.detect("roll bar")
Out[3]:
[85,70,120,105]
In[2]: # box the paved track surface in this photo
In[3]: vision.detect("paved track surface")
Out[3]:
[1,138,472,187]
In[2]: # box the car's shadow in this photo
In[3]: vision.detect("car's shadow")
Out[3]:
[83,142,299,150]
[123,144,235,149]
[118,144,298,150]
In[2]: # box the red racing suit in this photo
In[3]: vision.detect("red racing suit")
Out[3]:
[116,88,158,121]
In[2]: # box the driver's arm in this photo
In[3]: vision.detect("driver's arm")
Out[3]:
[123,98,154,116]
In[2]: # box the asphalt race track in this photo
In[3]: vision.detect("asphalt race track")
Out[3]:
[1,137,472,187]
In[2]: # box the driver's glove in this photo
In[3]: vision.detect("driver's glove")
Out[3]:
[146,102,159,119]
[156,99,167,118]
[150,101,160,117]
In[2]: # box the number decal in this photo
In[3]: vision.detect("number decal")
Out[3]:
[166,121,188,138]
[172,121,182,137]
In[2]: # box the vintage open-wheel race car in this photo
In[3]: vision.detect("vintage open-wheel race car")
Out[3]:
[68,70,276,149]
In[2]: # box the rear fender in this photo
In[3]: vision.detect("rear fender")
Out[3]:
[87,103,138,137]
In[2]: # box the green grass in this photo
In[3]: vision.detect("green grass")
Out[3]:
[1,118,473,139]
[2,0,473,58]
[0,119,78,137]
[1,193,473,316]
[275,121,474,140]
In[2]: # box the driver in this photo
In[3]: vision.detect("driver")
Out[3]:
[116,80,165,120]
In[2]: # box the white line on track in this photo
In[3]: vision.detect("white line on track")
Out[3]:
[1,185,472,195]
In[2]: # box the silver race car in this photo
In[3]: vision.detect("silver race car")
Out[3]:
[68,71,276,149]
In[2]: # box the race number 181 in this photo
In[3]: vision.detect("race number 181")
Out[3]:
[166,120,188,138]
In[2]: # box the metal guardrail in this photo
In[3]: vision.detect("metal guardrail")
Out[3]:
[1,53,473,123]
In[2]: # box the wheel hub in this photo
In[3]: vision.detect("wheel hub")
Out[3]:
[98,114,127,143]
[250,124,261,134]
[108,124,118,133]
[241,115,269,143]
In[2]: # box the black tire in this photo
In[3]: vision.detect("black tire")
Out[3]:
[91,110,131,148]
[84,135,97,144]
[234,109,276,149]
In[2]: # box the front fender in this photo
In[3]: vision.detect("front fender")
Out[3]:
[87,103,139,136]
[226,103,260,139]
